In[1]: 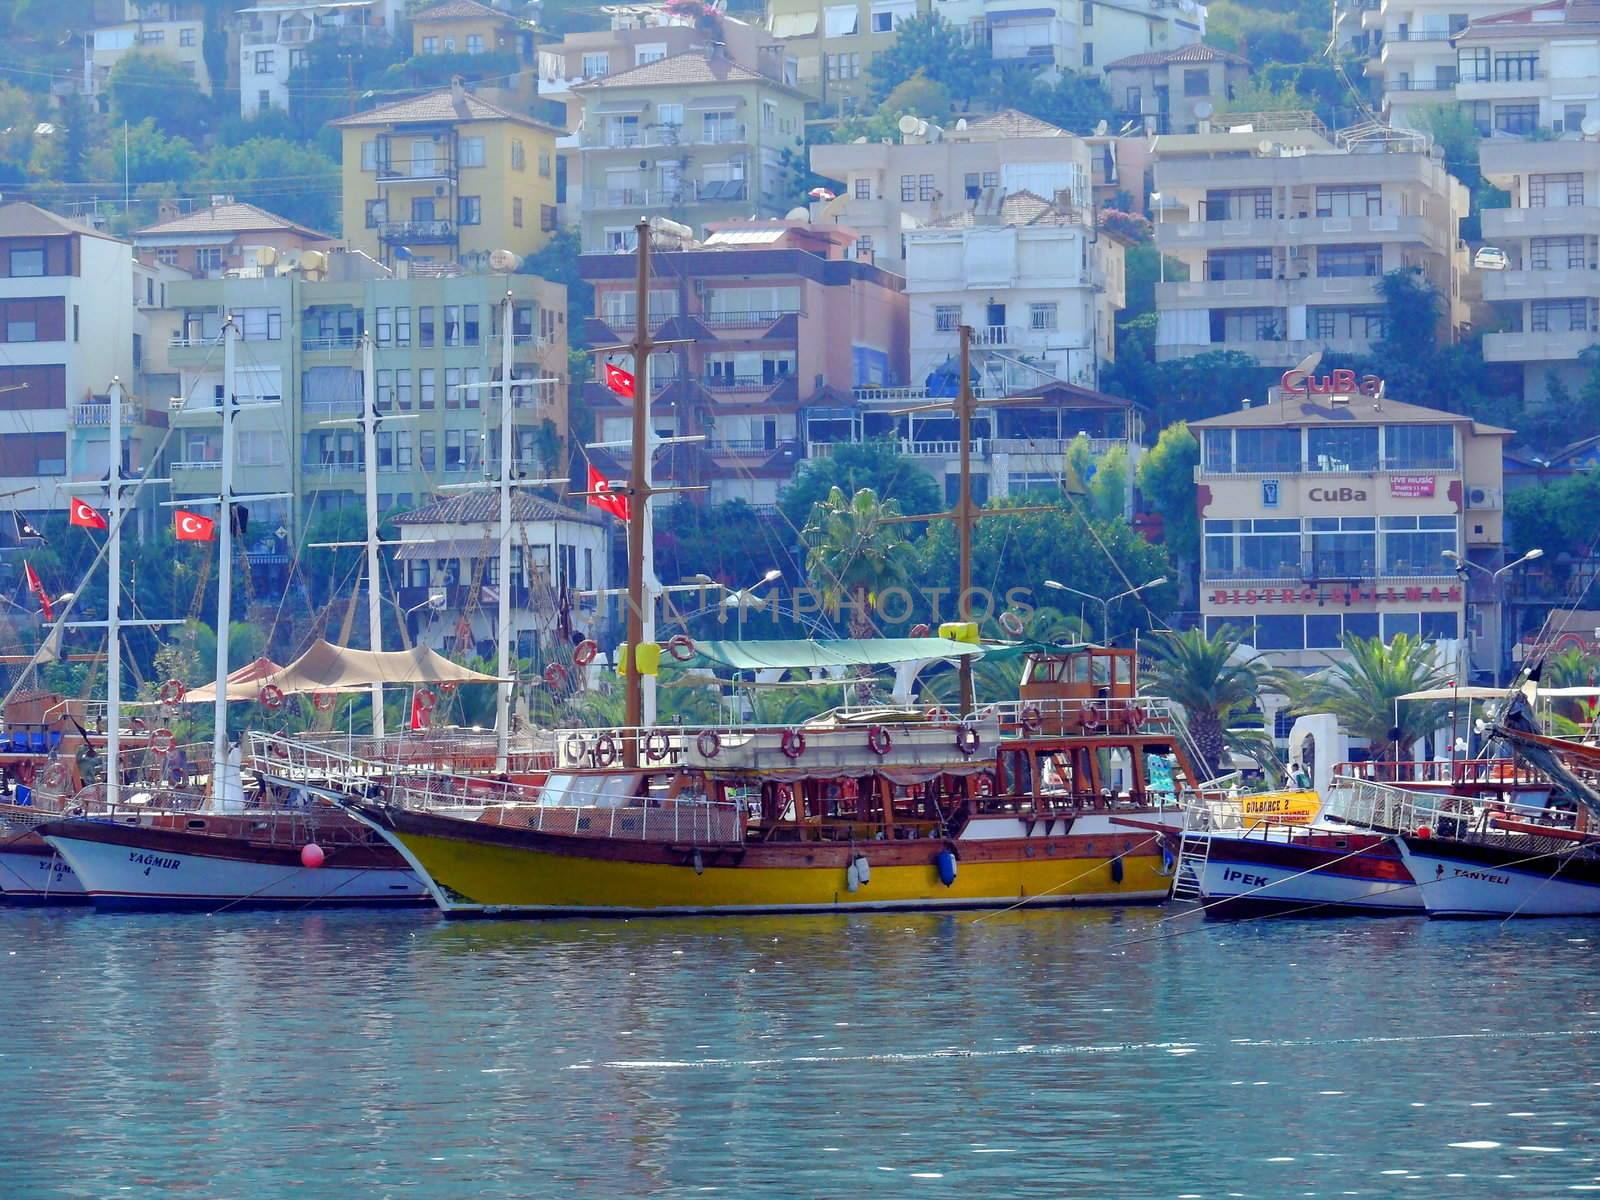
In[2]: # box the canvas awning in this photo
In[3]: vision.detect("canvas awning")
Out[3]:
[393,537,491,561]
[185,657,284,704]
[770,11,818,36]
[684,637,983,672]
[1395,685,1600,701]
[254,639,506,696]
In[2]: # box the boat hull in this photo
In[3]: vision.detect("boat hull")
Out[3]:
[39,819,429,912]
[0,837,88,905]
[352,803,1174,917]
[1195,832,1421,917]
[1397,835,1600,918]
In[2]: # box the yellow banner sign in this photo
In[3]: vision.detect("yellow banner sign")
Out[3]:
[1240,791,1320,826]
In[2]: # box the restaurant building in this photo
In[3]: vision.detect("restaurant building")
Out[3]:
[1191,373,1511,679]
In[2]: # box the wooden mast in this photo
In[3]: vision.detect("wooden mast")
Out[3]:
[623,217,655,766]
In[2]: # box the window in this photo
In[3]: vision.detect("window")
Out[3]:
[1308,516,1376,578]
[1385,424,1454,469]
[935,304,961,332]
[1125,86,1141,113]
[581,51,609,77]
[463,305,480,345]
[1381,612,1422,642]
[982,171,998,188]
[1318,244,1382,277]
[1254,615,1305,651]
[254,50,274,73]
[1312,306,1387,340]
[1316,185,1382,218]
[445,430,464,470]
[1234,429,1300,472]
[1082,42,1093,66]
[1202,428,1233,473]
[1531,236,1586,269]
[1203,518,1303,580]
[541,204,557,231]
[1458,46,1489,82]
[445,367,463,408]
[5,318,35,342]
[1215,308,1282,343]
[1183,68,1209,97]
[420,369,436,410]
[258,90,270,111]
[395,306,411,347]
[1306,613,1343,649]
[513,197,523,228]
[466,34,484,54]
[1532,298,1592,333]
[459,195,481,225]
[180,27,195,46]
[901,174,916,202]
[1083,0,1094,22]
[1530,173,1584,208]
[1206,249,1273,281]
[1566,105,1588,133]
[288,48,306,72]
[855,235,873,261]
[657,102,684,128]
[140,29,164,44]
[826,52,860,79]
[156,247,178,266]
[376,307,394,345]
[1382,515,1457,575]
[636,44,666,64]
[539,148,551,178]
[1495,104,1539,135]
[396,369,412,410]
[854,177,871,199]
[824,4,859,36]
[9,248,43,277]
[419,430,436,470]
[459,136,485,168]
[376,369,394,411]
[919,174,935,201]
[418,307,435,347]
[377,430,395,470]
[511,139,526,171]
[1029,302,1058,331]
[872,9,892,30]
[1422,611,1459,640]
[1308,426,1378,471]
[444,305,461,346]
[1494,51,1537,81]
[365,199,386,229]
[421,36,438,54]
[232,307,282,341]
[1205,189,1271,221]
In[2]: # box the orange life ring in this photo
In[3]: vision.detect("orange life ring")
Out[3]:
[573,639,599,667]
[1000,610,1025,636]
[1081,705,1101,731]
[544,662,571,691]
[867,725,892,756]
[312,692,336,712]
[974,771,995,798]
[643,730,671,762]
[415,688,437,712]
[1124,704,1148,729]
[40,761,69,791]
[130,717,148,734]
[667,633,696,663]
[592,731,619,768]
[910,623,931,638]
[159,678,186,706]
[1020,704,1043,732]
[781,727,807,759]
[150,728,175,753]
[258,684,285,710]
[563,733,590,763]
[439,681,459,695]
[696,728,721,759]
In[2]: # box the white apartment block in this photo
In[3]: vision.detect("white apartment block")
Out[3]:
[1151,118,1469,366]
[810,109,1091,272]
[1454,0,1600,137]
[237,0,403,117]
[85,1,212,96]
[1352,0,1530,130]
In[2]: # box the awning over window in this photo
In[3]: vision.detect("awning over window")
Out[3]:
[393,537,491,561]
[770,12,818,36]
[591,99,649,114]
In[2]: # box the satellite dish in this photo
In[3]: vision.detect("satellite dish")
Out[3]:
[1194,101,1214,120]
[488,248,523,272]
[956,118,968,130]
[916,119,929,138]
[1584,116,1600,137]
[785,206,809,221]
[897,114,920,135]
[1258,138,1274,155]
[1094,119,1108,135]
[853,136,867,144]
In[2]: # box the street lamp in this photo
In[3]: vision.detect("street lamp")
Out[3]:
[692,569,781,641]
[1442,548,1543,685]
[403,591,447,617]
[1044,576,1167,645]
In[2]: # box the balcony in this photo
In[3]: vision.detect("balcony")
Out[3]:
[302,336,362,353]
[377,220,457,244]
[579,123,748,149]
[172,459,221,474]
[1483,328,1600,363]
[1481,205,1600,239]
[71,403,111,427]
[1382,28,1458,41]
[810,438,988,460]
[1482,266,1600,303]
[1157,337,1377,364]
[1384,78,1458,91]
[1156,214,1438,252]
[700,308,799,329]
[1157,274,1385,307]
[702,374,781,392]
[374,157,458,183]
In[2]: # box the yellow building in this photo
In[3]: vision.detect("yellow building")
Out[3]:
[333,82,559,269]
[411,0,534,58]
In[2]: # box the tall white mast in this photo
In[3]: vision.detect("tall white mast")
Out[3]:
[361,333,384,737]
[211,318,236,794]
[105,378,125,806]
[495,293,514,773]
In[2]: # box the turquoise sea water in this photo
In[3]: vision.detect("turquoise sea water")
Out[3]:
[3,906,1600,1198]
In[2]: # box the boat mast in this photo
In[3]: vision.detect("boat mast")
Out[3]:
[360,333,384,737]
[623,218,657,766]
[105,378,125,806]
[212,317,237,793]
[956,324,975,717]
[495,292,514,774]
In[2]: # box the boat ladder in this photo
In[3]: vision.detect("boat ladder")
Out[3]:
[1170,830,1212,902]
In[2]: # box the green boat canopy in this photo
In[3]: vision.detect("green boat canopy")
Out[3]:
[682,637,985,672]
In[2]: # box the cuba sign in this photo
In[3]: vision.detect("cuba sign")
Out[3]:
[1280,367,1383,395]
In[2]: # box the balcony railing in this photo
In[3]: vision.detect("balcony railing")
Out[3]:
[172,459,222,473]
[1459,70,1542,84]
[811,439,988,459]
[700,309,799,328]
[71,404,111,427]
[1384,29,1458,41]
[377,220,456,244]
[580,123,748,149]
[702,374,780,391]
[302,336,361,352]
[1387,79,1458,91]
[970,325,1018,346]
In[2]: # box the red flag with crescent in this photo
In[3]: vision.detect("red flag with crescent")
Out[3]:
[587,463,630,523]
[174,509,216,541]
[68,497,107,530]
[24,561,52,623]
[603,362,636,399]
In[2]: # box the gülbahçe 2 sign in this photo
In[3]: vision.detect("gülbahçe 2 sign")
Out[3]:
[1210,584,1463,606]
[1280,368,1383,395]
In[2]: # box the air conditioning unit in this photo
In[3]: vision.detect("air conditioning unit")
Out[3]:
[1466,486,1501,509]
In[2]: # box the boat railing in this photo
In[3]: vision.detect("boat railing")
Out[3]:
[982,696,1179,734]
[1332,757,1550,790]
[479,797,745,846]
[244,729,555,779]
[1319,776,1577,843]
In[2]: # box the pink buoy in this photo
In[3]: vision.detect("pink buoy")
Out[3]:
[300,843,326,869]
[1415,826,1432,840]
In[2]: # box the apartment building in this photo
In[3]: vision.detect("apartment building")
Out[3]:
[767,0,930,113]
[578,221,907,507]
[237,0,402,117]
[1078,0,1206,67]
[539,4,780,129]
[1151,118,1469,366]
[1350,0,1520,130]
[1192,383,1509,678]
[131,200,336,280]
[1103,42,1248,134]
[810,109,1091,272]
[572,49,810,252]
[0,203,158,516]
[411,0,538,108]
[1479,137,1600,402]
[333,83,561,269]
[160,254,567,574]
[84,1,214,97]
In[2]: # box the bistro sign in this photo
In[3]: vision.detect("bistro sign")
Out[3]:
[1280,368,1384,395]
[1210,584,1464,606]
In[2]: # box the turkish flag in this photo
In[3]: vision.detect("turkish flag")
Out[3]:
[24,561,51,623]
[409,689,428,731]
[587,463,630,523]
[174,509,216,541]
[603,362,636,399]
[68,497,107,530]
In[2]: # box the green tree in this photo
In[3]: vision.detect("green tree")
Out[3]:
[91,118,199,187]
[1142,624,1270,778]
[1089,443,1130,523]
[778,440,942,535]
[881,71,954,120]
[802,486,915,637]
[106,52,210,141]
[58,92,91,183]
[202,137,340,233]
[1282,633,1451,760]
[867,14,993,105]
[1136,422,1201,568]
[1000,68,1116,135]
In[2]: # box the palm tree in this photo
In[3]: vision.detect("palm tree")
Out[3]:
[1142,624,1270,778]
[802,486,914,639]
[1282,633,1451,761]
[1541,646,1600,729]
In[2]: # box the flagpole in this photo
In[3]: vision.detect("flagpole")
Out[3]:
[106,378,124,807]
[361,333,384,739]
[495,292,514,774]
[623,218,653,768]
[211,318,236,809]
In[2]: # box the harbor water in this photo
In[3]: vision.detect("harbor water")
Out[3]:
[3,907,1600,1198]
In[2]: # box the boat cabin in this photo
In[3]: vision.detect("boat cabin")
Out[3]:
[1018,646,1139,734]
